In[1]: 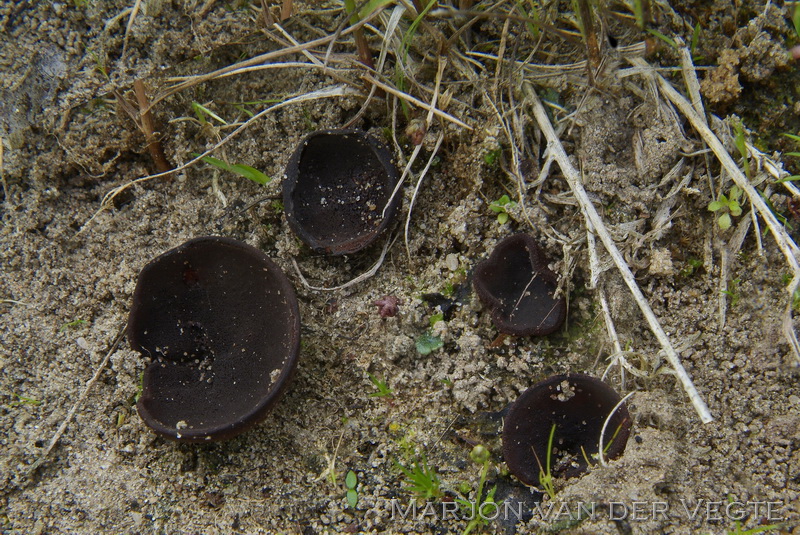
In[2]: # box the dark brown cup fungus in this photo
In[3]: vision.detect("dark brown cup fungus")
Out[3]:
[502,373,632,485]
[473,233,566,336]
[128,236,300,442]
[282,129,401,255]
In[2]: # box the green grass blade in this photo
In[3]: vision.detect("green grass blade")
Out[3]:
[646,29,678,49]
[193,154,271,185]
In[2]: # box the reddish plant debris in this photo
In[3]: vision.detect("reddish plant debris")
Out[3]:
[373,295,401,318]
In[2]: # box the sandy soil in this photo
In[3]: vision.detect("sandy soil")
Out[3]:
[1,1,799,534]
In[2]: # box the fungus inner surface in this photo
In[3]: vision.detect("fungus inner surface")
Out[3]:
[129,237,300,441]
[503,374,631,484]
[474,234,565,335]
[289,132,394,251]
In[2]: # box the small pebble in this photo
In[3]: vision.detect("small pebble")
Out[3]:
[445,253,459,271]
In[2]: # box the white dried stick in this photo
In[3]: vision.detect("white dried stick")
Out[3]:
[628,56,800,364]
[524,82,714,424]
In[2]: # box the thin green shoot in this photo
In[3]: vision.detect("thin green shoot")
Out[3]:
[757,191,791,231]
[646,28,678,49]
[191,102,227,126]
[367,373,393,398]
[231,98,284,118]
[534,423,557,499]
[59,319,87,332]
[9,393,42,407]
[715,496,785,535]
[132,371,144,405]
[632,0,645,29]
[732,122,751,180]
[459,445,497,535]
[192,153,271,185]
[354,0,395,20]
[394,0,437,117]
[89,51,109,81]
[690,22,703,62]
[794,3,800,39]
[395,454,443,502]
[782,133,800,158]
[515,0,540,39]
[721,278,741,307]
[581,419,626,466]
[780,272,800,313]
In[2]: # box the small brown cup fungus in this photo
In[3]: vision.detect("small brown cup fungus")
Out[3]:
[473,234,566,336]
[282,129,401,255]
[502,373,632,485]
[128,236,300,442]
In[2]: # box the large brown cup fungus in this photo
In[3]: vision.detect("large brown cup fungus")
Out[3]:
[128,237,300,442]
[473,233,566,336]
[282,129,401,255]
[502,374,632,485]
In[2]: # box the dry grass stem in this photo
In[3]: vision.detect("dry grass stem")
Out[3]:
[403,55,448,259]
[363,74,472,130]
[524,81,714,424]
[291,234,393,292]
[81,85,359,233]
[121,0,143,60]
[628,55,800,365]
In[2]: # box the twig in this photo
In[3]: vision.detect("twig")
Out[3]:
[524,82,713,424]
[133,80,172,176]
[292,234,393,292]
[598,391,635,467]
[362,74,472,130]
[29,323,127,476]
[121,0,143,61]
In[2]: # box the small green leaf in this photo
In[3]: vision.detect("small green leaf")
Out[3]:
[191,102,227,125]
[193,154,272,185]
[346,470,357,489]
[783,133,800,143]
[777,175,800,183]
[729,186,742,202]
[416,334,443,355]
[346,488,358,508]
[786,152,800,158]
[708,200,725,212]
[429,313,444,328]
[718,213,732,230]
[497,212,509,224]
[59,319,87,332]
[729,202,742,217]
